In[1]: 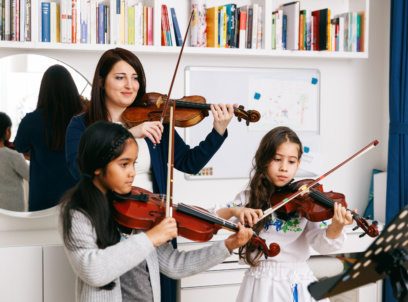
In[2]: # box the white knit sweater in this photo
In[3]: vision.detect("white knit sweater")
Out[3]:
[62,211,231,302]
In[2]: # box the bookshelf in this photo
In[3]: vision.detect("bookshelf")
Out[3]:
[0,0,370,59]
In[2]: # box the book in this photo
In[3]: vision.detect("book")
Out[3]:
[206,6,218,48]
[311,8,329,51]
[274,10,283,50]
[109,0,116,43]
[72,0,77,43]
[135,3,143,46]
[299,10,304,50]
[41,2,50,42]
[224,3,232,47]
[20,0,26,41]
[50,1,56,42]
[191,0,206,47]
[80,0,87,43]
[218,6,224,48]
[279,1,299,50]
[5,0,10,40]
[128,5,134,44]
[120,0,124,44]
[271,12,275,49]
[246,7,252,48]
[160,4,167,45]
[282,15,286,50]
[251,3,258,49]
[229,4,237,48]
[238,10,246,49]
[257,6,262,49]
[67,0,72,43]
[358,11,365,52]
[25,0,31,41]
[56,4,60,42]
[98,3,103,43]
[147,6,152,45]
[166,5,176,47]
[170,7,182,46]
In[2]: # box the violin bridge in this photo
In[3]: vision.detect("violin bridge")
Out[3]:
[156,96,164,108]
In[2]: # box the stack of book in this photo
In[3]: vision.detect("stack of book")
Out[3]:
[207,3,263,49]
[271,1,365,52]
[160,4,182,46]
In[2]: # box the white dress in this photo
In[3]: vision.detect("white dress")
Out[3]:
[210,190,346,302]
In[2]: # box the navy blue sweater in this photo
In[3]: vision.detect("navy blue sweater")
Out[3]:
[14,109,77,211]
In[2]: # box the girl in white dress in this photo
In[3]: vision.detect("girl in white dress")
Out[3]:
[211,126,355,302]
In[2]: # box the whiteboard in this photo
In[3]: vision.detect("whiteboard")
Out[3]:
[184,66,321,180]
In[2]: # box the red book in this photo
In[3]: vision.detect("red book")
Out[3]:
[161,5,167,45]
[147,7,153,45]
[311,10,319,50]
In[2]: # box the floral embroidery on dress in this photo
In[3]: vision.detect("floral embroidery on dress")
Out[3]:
[227,202,242,208]
[265,213,303,233]
[319,221,328,228]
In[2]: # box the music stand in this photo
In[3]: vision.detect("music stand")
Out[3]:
[308,206,408,302]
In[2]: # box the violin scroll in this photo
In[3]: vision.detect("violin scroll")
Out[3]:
[251,234,280,258]
[352,214,379,238]
[235,105,261,126]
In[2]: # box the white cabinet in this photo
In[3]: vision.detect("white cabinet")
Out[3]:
[43,245,76,302]
[0,246,43,302]
[0,245,76,302]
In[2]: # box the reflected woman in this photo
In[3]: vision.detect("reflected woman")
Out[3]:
[0,112,29,211]
[14,65,83,211]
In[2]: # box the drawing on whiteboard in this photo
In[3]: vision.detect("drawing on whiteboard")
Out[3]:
[248,75,319,132]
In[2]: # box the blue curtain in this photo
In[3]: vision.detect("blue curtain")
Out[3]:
[385,0,408,301]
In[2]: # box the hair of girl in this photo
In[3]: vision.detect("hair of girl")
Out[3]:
[0,112,12,143]
[36,65,83,151]
[84,47,147,127]
[239,126,303,266]
[60,120,134,249]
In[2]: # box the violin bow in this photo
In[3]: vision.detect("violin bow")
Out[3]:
[160,10,195,217]
[261,140,379,220]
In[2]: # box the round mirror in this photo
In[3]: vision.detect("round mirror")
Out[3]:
[0,54,91,213]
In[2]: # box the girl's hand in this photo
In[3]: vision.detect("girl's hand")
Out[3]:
[217,207,263,227]
[211,104,236,136]
[129,121,164,144]
[326,202,356,239]
[224,223,253,252]
[145,217,178,247]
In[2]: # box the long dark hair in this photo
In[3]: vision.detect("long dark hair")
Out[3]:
[36,65,83,150]
[84,48,146,127]
[0,112,12,144]
[59,121,134,289]
[239,126,303,266]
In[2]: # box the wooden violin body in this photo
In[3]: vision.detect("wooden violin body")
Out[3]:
[123,92,261,128]
[270,179,379,238]
[112,186,280,257]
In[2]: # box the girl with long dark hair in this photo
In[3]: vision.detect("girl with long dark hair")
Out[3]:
[60,121,252,302]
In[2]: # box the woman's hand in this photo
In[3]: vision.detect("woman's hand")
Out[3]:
[217,207,263,227]
[326,202,356,239]
[145,217,178,247]
[129,121,164,144]
[211,104,236,136]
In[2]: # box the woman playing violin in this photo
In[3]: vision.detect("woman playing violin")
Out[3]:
[210,126,355,302]
[65,47,236,302]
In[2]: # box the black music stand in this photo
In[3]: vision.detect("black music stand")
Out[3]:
[308,206,408,302]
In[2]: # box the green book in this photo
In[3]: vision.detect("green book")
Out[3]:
[271,13,276,49]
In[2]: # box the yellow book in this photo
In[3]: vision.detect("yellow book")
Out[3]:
[128,6,135,45]
[143,6,147,45]
[206,7,218,47]
[120,0,125,44]
[56,5,60,42]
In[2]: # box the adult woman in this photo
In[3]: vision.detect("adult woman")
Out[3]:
[14,65,83,211]
[65,47,235,302]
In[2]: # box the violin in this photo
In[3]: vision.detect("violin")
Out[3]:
[270,179,379,238]
[112,186,280,258]
[122,92,261,128]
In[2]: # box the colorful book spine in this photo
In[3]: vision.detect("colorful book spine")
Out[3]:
[191,0,206,47]
[166,5,176,47]
[257,6,262,49]
[170,7,181,46]
[41,2,50,42]
[147,6,152,45]
[20,0,26,41]
[238,10,246,49]
[271,12,276,49]
[80,0,87,43]
[15,0,20,41]
[25,0,31,41]
[5,0,10,40]
[56,4,60,42]
[98,3,103,43]
[120,0,124,44]
[160,4,167,45]
[282,15,286,50]
[246,8,252,48]
[229,4,237,48]
[128,5,134,45]
[71,0,77,43]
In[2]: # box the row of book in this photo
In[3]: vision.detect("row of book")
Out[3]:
[272,1,365,52]
[206,3,263,49]
[0,0,32,41]
[160,4,182,47]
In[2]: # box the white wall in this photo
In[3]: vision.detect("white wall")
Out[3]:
[0,0,390,234]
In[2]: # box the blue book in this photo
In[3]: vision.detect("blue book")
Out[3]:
[41,2,50,42]
[170,8,182,46]
[224,4,232,47]
[81,13,87,43]
[282,15,287,50]
[98,3,104,43]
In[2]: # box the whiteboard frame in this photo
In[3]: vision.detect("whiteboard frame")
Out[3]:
[184,66,321,180]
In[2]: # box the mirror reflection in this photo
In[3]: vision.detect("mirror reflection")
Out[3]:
[0,54,91,212]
